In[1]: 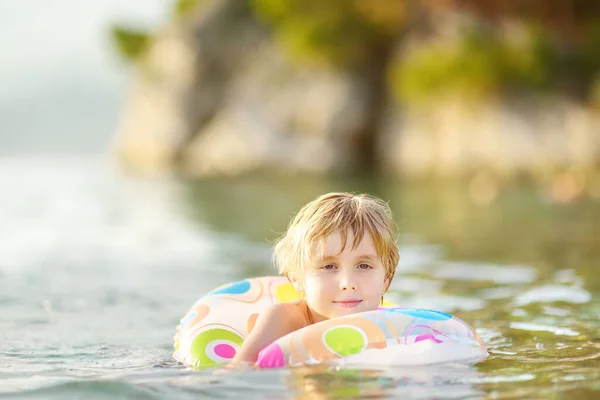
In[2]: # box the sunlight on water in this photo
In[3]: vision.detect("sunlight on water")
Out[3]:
[1,159,599,398]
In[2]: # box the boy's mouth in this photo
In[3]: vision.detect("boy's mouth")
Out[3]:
[333,299,363,308]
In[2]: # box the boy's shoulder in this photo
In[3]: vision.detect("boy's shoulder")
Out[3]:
[261,301,308,331]
[263,301,302,318]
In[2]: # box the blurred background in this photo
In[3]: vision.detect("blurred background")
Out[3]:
[1,0,599,398]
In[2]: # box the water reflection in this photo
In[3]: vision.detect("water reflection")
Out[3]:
[285,365,485,399]
[151,364,487,399]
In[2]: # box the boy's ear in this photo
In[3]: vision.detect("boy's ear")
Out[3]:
[287,273,303,292]
[383,275,392,292]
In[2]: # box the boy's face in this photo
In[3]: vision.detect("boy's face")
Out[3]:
[295,229,389,322]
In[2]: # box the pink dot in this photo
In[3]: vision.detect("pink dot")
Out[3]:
[415,334,443,344]
[214,344,236,359]
[256,343,285,368]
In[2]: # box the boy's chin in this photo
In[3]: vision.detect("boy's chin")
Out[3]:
[328,304,371,318]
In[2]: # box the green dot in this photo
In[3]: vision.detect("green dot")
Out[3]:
[189,328,244,367]
[323,326,366,357]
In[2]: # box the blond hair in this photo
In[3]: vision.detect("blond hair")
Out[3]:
[273,192,399,285]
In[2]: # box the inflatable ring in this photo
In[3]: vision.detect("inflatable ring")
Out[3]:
[173,276,487,368]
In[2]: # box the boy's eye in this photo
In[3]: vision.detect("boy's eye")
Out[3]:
[323,264,337,270]
[358,264,373,270]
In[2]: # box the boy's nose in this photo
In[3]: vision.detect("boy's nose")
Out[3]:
[339,280,357,291]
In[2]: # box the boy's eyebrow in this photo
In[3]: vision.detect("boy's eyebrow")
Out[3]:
[320,254,378,261]
[356,254,378,261]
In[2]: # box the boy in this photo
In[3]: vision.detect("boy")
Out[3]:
[230,192,399,366]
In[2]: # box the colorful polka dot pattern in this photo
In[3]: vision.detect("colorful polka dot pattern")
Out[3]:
[276,283,301,302]
[323,326,367,357]
[385,308,452,320]
[181,304,210,330]
[256,342,285,368]
[205,280,251,296]
[189,327,244,367]
[403,325,448,345]
[173,276,487,368]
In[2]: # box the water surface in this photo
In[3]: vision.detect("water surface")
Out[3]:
[1,157,599,399]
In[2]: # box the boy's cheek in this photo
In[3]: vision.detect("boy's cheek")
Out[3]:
[304,277,322,293]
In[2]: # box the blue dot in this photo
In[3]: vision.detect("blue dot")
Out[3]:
[384,308,452,321]
[362,315,392,337]
[205,280,251,296]
[181,311,196,327]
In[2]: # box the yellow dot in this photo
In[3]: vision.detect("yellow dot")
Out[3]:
[276,283,301,303]
[381,298,395,307]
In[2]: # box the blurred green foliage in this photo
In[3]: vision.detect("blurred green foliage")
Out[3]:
[110,0,600,104]
[391,26,557,103]
[110,0,205,62]
[561,20,600,98]
[174,0,206,17]
[250,0,406,67]
[248,0,600,103]
[110,25,150,62]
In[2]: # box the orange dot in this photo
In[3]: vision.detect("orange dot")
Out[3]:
[247,313,259,333]
[184,304,210,332]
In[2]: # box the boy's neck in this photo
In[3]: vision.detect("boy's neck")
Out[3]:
[302,301,327,325]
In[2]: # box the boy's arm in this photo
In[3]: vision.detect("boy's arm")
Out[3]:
[229,303,298,366]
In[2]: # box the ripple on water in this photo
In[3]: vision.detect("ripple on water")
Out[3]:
[473,373,536,383]
[2,380,160,399]
[478,286,525,300]
[515,285,592,306]
[394,244,445,272]
[434,262,537,284]
[509,322,580,337]
[400,294,486,312]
